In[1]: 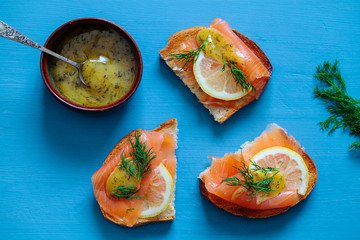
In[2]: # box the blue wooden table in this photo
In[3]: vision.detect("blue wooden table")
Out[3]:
[1,1,359,239]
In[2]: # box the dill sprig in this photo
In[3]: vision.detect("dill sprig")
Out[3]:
[221,161,279,200]
[126,208,135,213]
[120,131,157,180]
[222,60,255,92]
[111,131,156,201]
[111,186,142,200]
[313,60,360,151]
[170,38,207,69]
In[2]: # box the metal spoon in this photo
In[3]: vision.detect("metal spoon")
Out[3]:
[0,20,86,85]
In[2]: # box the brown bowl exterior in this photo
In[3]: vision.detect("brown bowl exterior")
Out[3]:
[40,18,143,111]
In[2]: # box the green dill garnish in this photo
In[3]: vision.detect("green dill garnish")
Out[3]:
[222,60,255,92]
[120,131,157,180]
[221,161,279,200]
[313,60,360,151]
[110,131,156,200]
[170,38,207,69]
[119,156,138,178]
[111,186,142,200]
[126,208,135,213]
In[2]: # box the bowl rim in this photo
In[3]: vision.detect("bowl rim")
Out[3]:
[40,17,143,111]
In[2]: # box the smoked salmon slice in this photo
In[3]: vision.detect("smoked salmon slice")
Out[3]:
[209,18,270,81]
[92,119,178,227]
[200,18,271,107]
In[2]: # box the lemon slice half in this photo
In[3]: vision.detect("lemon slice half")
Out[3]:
[249,146,309,195]
[139,163,174,218]
[193,51,250,100]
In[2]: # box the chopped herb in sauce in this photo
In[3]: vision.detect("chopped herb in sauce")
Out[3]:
[50,26,137,107]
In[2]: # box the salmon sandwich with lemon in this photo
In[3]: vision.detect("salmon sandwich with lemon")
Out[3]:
[199,124,317,218]
[92,119,178,227]
[159,18,272,123]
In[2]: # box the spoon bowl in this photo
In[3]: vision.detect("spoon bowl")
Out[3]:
[80,56,110,90]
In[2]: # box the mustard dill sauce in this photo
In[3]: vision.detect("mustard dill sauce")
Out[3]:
[50,26,137,107]
[252,171,286,204]
[196,28,244,65]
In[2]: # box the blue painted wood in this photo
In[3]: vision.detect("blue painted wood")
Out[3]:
[0,0,359,239]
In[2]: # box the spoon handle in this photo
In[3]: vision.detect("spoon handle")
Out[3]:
[0,20,42,49]
[0,20,80,68]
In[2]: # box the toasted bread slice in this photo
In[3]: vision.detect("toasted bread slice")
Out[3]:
[159,27,272,123]
[95,118,178,227]
[198,124,317,218]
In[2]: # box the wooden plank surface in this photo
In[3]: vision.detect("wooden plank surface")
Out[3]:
[0,0,359,239]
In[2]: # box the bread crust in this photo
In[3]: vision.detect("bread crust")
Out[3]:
[99,118,178,227]
[199,131,317,218]
[159,27,272,123]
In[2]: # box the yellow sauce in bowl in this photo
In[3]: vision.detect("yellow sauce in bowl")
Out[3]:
[50,26,137,107]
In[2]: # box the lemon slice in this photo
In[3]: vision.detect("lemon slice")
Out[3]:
[193,51,249,100]
[249,146,309,195]
[139,163,174,218]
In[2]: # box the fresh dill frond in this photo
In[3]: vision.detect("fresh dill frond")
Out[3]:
[221,161,279,201]
[111,186,142,200]
[170,38,208,69]
[112,131,156,200]
[251,161,279,175]
[349,141,360,151]
[222,60,255,92]
[313,60,360,151]
[120,131,157,180]
[126,208,135,213]
[119,154,138,178]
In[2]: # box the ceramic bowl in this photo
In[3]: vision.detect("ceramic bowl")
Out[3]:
[40,18,142,111]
